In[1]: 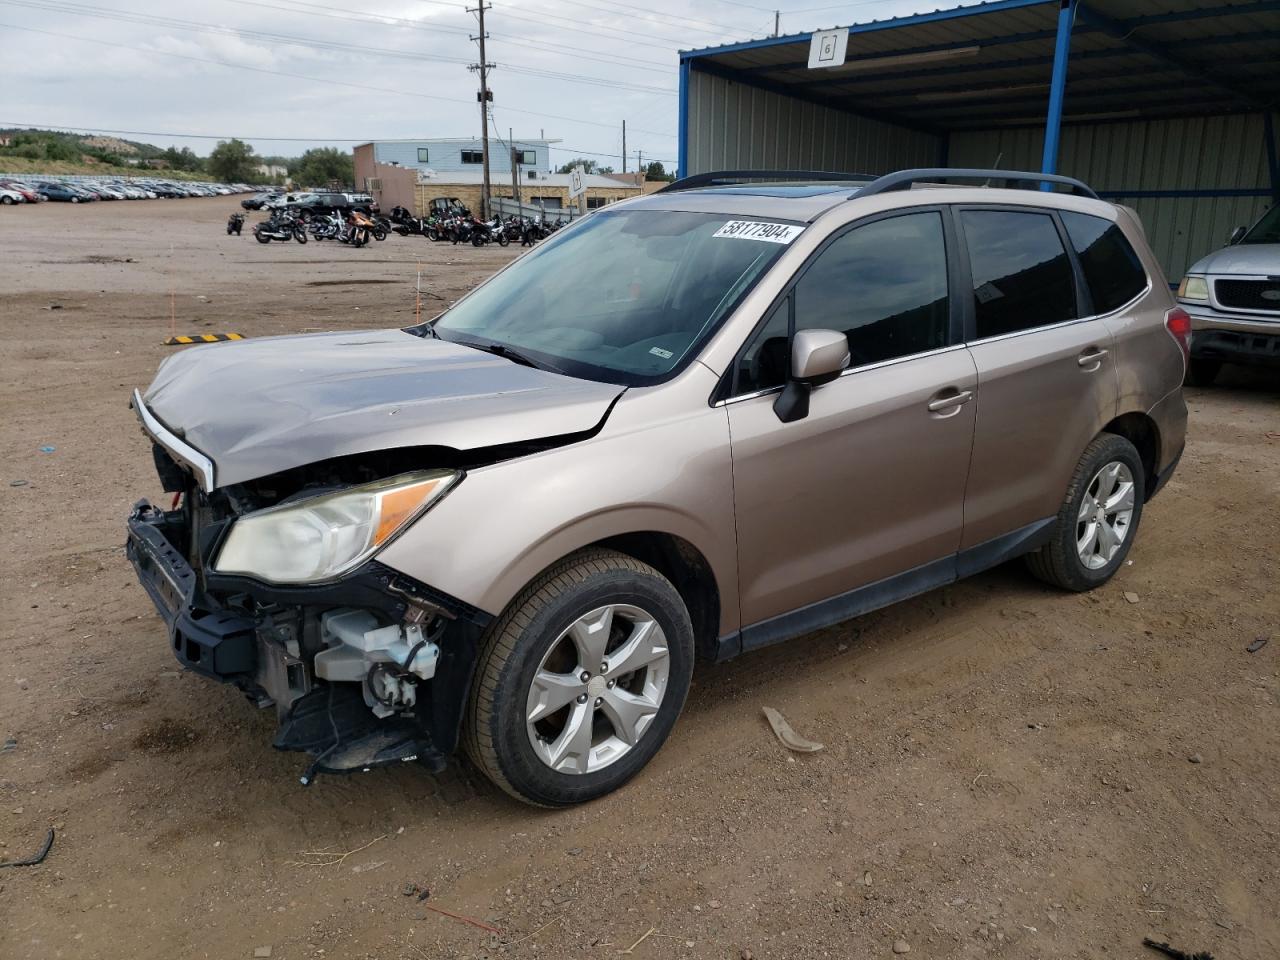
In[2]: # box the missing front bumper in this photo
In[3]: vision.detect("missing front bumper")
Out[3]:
[125,499,492,781]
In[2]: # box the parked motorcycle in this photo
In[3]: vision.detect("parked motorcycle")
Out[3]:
[309,212,345,241]
[254,212,307,244]
[226,212,245,236]
[341,210,376,247]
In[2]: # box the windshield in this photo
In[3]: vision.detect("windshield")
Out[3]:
[1242,205,1280,244]
[428,209,798,385]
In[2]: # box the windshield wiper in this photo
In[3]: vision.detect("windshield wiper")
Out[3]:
[461,339,567,375]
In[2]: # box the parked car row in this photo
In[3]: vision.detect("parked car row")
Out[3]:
[242,190,373,216]
[0,176,259,204]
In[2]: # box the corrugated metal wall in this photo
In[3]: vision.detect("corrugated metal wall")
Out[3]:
[950,114,1275,280]
[686,68,939,176]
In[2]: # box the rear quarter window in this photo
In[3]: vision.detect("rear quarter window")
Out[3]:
[1061,211,1148,314]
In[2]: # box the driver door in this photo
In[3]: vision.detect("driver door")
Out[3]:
[725,209,977,650]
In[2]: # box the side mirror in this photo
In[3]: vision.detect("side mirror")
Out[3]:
[774,329,850,423]
[1228,225,1247,245]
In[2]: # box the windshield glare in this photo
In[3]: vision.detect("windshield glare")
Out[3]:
[430,209,797,385]
[1242,205,1280,244]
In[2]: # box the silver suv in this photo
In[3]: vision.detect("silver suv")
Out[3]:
[127,168,1188,805]
[1175,204,1280,385]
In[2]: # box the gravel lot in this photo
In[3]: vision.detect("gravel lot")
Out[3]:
[1,196,1277,960]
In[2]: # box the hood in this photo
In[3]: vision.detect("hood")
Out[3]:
[142,328,624,487]
[1188,243,1280,276]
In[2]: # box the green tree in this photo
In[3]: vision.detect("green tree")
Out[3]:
[207,138,257,182]
[555,157,614,175]
[290,147,354,188]
[644,160,674,182]
[162,146,204,172]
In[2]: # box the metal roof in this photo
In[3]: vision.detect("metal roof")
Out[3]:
[681,0,1280,133]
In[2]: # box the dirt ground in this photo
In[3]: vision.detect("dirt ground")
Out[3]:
[1,196,1277,960]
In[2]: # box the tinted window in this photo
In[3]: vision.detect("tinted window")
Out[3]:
[794,211,949,367]
[1061,211,1148,313]
[735,298,790,394]
[961,210,1075,339]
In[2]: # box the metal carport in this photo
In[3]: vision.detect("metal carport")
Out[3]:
[677,0,1280,279]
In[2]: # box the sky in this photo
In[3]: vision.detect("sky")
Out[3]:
[0,0,942,170]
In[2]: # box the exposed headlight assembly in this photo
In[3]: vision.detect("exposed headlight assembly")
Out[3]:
[1177,275,1209,301]
[213,470,459,584]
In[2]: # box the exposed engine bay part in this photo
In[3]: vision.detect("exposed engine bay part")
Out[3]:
[315,608,443,718]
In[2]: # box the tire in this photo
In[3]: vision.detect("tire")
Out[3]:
[255,229,271,244]
[465,549,695,807]
[71,196,80,203]
[496,232,509,247]
[1,196,13,205]
[1025,433,1146,592]
[373,226,387,241]
[1185,359,1221,387]
[293,226,308,244]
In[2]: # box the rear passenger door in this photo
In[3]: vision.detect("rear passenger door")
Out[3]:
[956,206,1119,554]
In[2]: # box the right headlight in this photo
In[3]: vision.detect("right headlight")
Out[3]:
[1177,275,1209,301]
[213,469,459,584]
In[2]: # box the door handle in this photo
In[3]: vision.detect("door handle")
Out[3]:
[927,389,973,413]
[1078,347,1109,368]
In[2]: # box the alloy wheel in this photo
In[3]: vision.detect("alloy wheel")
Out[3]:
[1076,461,1135,570]
[525,604,670,775]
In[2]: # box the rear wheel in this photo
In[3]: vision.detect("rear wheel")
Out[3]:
[1185,358,1221,387]
[254,228,271,244]
[1025,433,1145,592]
[466,549,694,807]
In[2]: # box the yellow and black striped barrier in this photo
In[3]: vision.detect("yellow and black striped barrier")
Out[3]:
[163,333,245,346]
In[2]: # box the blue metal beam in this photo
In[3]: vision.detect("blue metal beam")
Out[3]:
[678,57,690,179]
[1041,0,1076,180]
[679,0,1056,58]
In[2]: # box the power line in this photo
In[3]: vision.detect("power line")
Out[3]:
[217,0,674,73]
[0,120,679,164]
[531,0,742,36]
[0,22,674,138]
[0,0,674,95]
[477,3,713,51]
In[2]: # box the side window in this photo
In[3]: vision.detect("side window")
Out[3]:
[735,298,790,395]
[417,147,429,163]
[1061,211,1148,314]
[961,209,1076,339]
[794,211,949,366]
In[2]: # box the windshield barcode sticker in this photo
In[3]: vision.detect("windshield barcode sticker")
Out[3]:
[713,220,805,244]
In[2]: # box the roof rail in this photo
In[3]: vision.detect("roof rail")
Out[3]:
[659,169,876,192]
[857,168,1100,200]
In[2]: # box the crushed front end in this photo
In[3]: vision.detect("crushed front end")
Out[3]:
[125,399,491,784]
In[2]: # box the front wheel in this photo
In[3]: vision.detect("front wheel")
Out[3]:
[372,225,387,241]
[1025,433,1146,592]
[254,228,271,244]
[465,549,695,807]
[1,196,13,205]
[293,225,308,243]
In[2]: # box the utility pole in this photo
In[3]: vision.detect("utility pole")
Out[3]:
[510,126,519,208]
[637,149,643,179]
[467,1,494,219]
[774,10,779,36]
[622,120,627,173]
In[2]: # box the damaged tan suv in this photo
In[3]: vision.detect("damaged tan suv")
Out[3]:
[127,168,1188,806]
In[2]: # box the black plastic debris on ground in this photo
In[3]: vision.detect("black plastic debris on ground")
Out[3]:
[1143,936,1214,960]
[0,828,54,868]
[1246,636,1268,653]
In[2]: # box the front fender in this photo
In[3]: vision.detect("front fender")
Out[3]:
[377,373,740,636]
